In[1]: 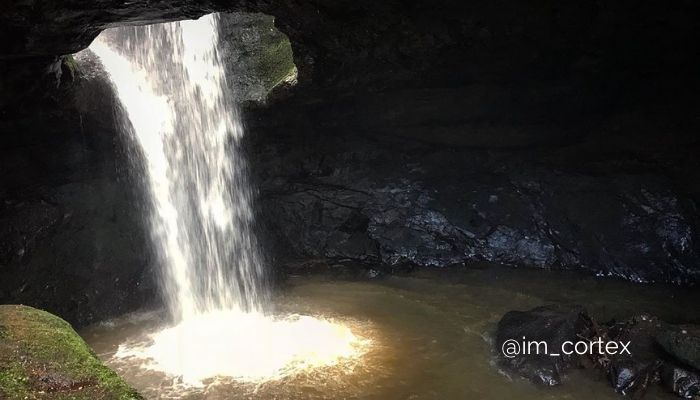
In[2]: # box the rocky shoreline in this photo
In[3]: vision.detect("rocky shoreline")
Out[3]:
[496,305,700,398]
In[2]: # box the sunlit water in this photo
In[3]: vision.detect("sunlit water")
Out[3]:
[88,13,264,320]
[80,14,365,386]
[83,267,700,399]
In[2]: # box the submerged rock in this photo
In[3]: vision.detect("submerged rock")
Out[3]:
[0,304,142,399]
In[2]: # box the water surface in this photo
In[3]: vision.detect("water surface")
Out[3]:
[82,266,700,399]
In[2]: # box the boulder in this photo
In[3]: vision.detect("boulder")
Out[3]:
[0,304,142,399]
[494,305,594,386]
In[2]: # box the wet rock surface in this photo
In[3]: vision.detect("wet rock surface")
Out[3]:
[249,127,700,285]
[603,317,700,399]
[495,305,700,398]
[495,305,594,385]
[604,315,664,397]
[662,364,700,399]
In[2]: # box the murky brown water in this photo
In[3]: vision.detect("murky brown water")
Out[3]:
[81,266,700,400]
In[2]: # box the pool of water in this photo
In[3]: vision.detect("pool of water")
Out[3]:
[81,266,700,399]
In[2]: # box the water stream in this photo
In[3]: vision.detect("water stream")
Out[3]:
[90,13,263,321]
[83,13,366,387]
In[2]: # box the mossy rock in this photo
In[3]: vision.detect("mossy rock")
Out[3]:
[61,55,81,81]
[219,12,297,103]
[0,305,142,400]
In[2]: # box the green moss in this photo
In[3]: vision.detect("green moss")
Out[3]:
[62,55,80,81]
[253,34,297,93]
[0,305,143,400]
[221,13,297,102]
[0,363,31,399]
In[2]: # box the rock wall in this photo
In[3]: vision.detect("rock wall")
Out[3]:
[0,56,155,326]
[247,107,700,285]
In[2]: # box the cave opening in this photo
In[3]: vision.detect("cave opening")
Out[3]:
[1,2,699,399]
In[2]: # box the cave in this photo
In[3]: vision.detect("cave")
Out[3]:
[1,1,699,399]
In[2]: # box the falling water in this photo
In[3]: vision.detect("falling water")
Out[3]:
[84,13,367,386]
[89,14,264,320]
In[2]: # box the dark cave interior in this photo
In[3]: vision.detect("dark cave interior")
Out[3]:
[0,1,700,398]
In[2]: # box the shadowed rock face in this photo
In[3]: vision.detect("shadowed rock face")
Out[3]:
[248,122,700,285]
[3,1,699,98]
[0,1,210,57]
[0,55,156,325]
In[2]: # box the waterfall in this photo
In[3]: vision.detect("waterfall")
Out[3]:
[84,13,367,386]
[89,14,266,321]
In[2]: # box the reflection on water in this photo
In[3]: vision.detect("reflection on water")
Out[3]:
[82,266,700,399]
[112,311,370,387]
